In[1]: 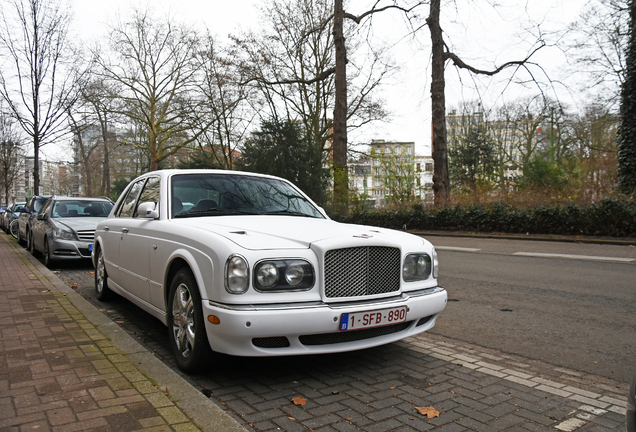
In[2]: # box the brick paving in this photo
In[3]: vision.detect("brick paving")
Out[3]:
[0,233,244,432]
[3,232,632,431]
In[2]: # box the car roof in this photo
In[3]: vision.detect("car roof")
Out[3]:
[50,196,112,202]
[137,169,292,184]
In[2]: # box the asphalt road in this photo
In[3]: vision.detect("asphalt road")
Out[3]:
[426,235,636,383]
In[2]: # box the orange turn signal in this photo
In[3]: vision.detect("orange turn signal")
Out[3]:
[207,315,220,324]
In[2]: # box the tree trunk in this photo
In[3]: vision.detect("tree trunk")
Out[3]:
[618,0,636,194]
[33,138,40,196]
[428,0,450,206]
[100,117,112,197]
[103,134,111,197]
[332,0,349,213]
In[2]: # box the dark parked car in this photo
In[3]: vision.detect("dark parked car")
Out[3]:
[17,196,50,247]
[1,201,26,233]
[30,196,114,267]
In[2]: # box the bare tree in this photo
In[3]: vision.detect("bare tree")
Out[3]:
[0,107,23,205]
[0,0,80,194]
[95,7,201,171]
[190,34,255,170]
[79,79,120,196]
[239,0,393,211]
[424,0,545,206]
[568,0,629,109]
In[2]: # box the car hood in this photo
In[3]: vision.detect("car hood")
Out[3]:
[55,217,106,231]
[173,216,424,250]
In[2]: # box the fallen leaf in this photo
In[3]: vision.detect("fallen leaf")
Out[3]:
[415,406,440,419]
[86,271,95,274]
[292,397,307,406]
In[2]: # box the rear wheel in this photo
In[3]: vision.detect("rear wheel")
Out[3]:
[167,268,213,373]
[94,248,112,301]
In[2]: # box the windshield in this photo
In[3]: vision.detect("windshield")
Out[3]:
[52,200,114,218]
[171,173,324,219]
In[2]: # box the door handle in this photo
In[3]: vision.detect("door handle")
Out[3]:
[122,228,129,233]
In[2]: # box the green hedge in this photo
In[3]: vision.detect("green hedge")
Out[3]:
[330,198,636,237]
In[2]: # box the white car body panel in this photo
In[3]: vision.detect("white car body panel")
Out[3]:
[94,169,447,358]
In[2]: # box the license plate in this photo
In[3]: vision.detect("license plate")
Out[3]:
[340,306,407,331]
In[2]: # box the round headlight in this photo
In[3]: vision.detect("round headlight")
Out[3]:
[285,263,305,286]
[403,255,416,279]
[226,255,249,294]
[256,263,278,288]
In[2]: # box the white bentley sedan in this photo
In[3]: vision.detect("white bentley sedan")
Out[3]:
[94,170,447,372]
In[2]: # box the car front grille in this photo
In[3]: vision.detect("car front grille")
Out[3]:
[324,246,401,298]
[77,230,95,242]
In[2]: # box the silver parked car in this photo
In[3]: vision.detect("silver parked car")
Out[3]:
[30,196,114,267]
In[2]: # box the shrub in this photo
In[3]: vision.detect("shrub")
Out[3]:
[329,199,636,237]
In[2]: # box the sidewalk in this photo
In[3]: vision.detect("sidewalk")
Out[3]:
[0,233,245,432]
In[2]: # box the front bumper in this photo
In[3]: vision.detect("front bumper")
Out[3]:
[202,286,446,356]
[49,238,93,260]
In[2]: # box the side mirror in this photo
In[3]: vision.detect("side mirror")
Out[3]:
[36,213,46,221]
[137,202,159,219]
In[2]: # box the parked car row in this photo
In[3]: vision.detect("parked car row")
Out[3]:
[0,201,27,233]
[2,195,114,268]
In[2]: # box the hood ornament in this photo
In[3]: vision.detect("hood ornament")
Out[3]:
[353,233,373,239]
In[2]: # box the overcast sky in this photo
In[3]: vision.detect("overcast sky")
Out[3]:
[70,0,589,157]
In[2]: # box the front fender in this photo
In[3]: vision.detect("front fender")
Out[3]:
[162,247,217,306]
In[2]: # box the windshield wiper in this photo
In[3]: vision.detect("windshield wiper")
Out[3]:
[174,208,259,218]
[264,209,320,218]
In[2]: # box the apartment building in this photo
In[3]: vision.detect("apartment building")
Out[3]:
[349,140,434,208]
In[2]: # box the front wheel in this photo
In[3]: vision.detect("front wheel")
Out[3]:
[167,268,213,373]
[43,239,53,268]
[9,220,19,239]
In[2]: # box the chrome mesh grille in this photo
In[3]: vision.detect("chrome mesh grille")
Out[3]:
[77,230,95,242]
[324,246,401,298]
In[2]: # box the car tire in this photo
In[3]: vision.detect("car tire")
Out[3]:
[94,247,112,301]
[26,229,32,251]
[17,225,25,246]
[43,239,53,268]
[28,231,37,256]
[167,268,213,373]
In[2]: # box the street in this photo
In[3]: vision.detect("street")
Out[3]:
[43,234,634,430]
[427,235,636,383]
